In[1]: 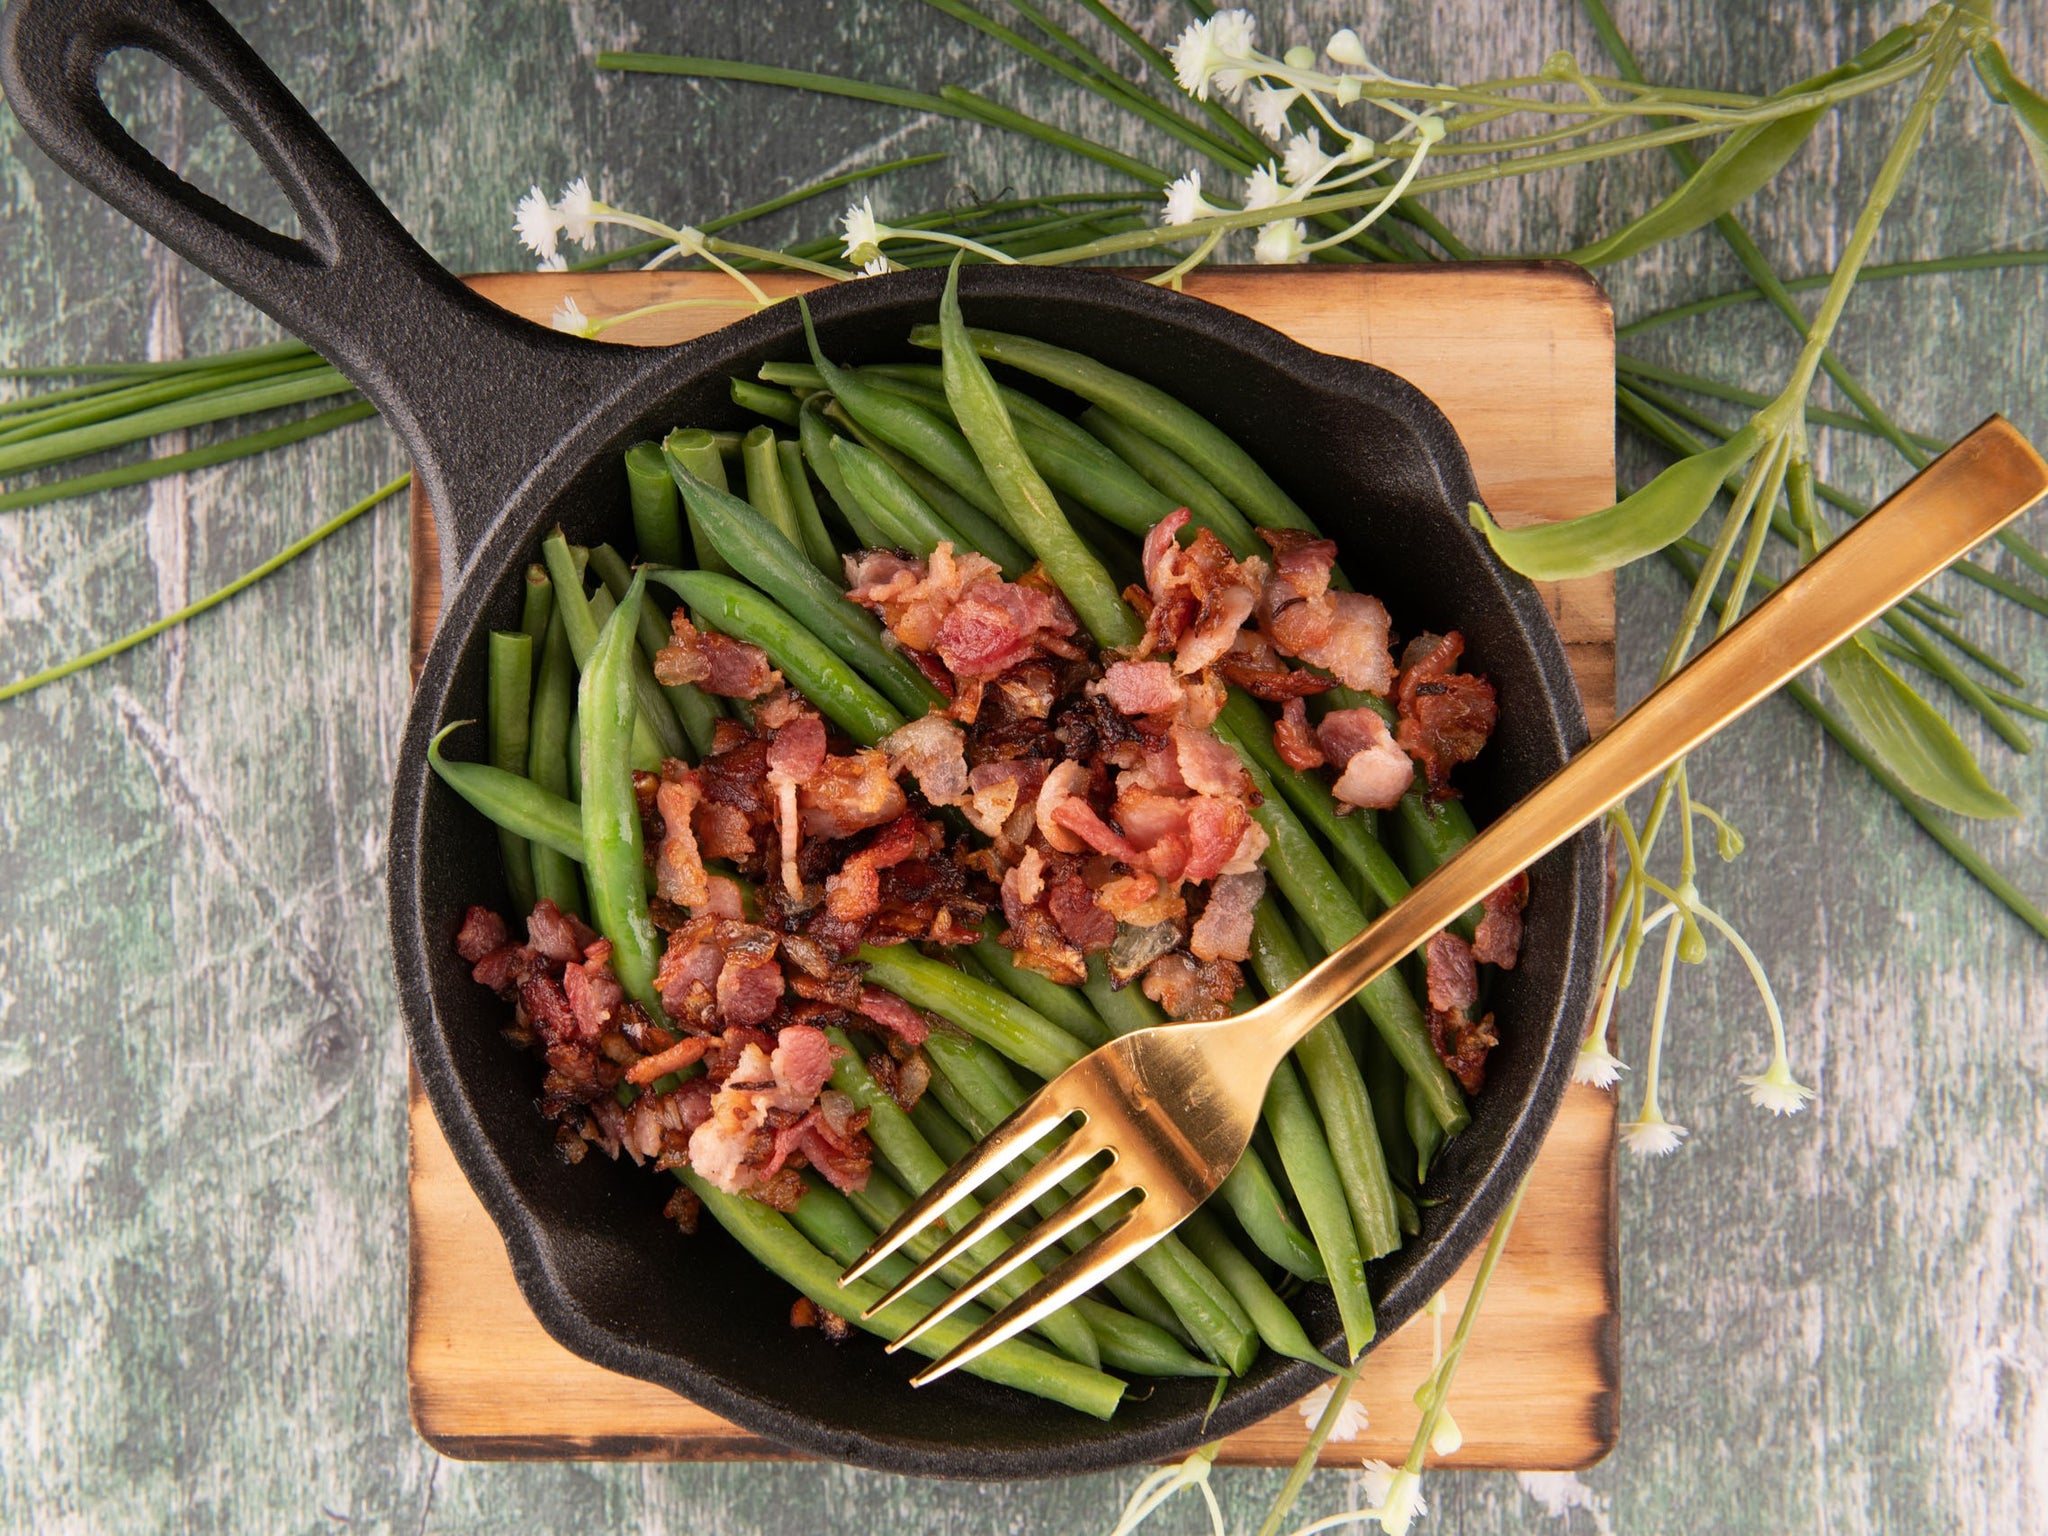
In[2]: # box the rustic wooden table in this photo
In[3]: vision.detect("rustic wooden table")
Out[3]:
[2,2,2043,1531]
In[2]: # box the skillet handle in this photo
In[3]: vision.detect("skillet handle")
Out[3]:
[0,0,653,577]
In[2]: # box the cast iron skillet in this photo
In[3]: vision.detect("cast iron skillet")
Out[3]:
[1,0,1604,1479]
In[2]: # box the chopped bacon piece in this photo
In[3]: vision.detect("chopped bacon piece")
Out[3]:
[1007,903,1086,985]
[698,877,745,922]
[655,611,783,698]
[527,900,602,966]
[456,907,508,963]
[1319,707,1415,811]
[1051,796,1143,865]
[694,801,758,864]
[1394,632,1498,798]
[883,714,970,808]
[935,577,1076,681]
[653,609,712,687]
[1424,932,1480,1014]
[847,543,1003,654]
[1141,951,1243,1021]
[1274,698,1325,770]
[626,1034,712,1086]
[1171,724,1252,800]
[715,925,784,1029]
[1095,660,1180,717]
[825,813,926,922]
[654,772,712,909]
[1473,873,1527,969]
[1183,796,1260,884]
[685,1024,848,1194]
[1190,870,1264,963]
[1001,843,1048,930]
[963,759,1042,840]
[766,714,828,784]
[800,750,908,839]
[1136,509,1269,673]
[563,948,625,1040]
[1046,871,1117,951]
[1218,658,1334,701]
[663,1184,702,1234]
[1430,1008,1498,1095]
[1034,760,1094,856]
[855,986,933,1047]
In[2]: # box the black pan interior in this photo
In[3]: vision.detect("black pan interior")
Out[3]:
[391,267,1602,1478]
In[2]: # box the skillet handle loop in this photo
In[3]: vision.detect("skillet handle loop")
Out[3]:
[0,0,651,574]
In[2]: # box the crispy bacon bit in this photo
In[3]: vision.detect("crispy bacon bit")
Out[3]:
[1274,698,1325,770]
[456,907,508,963]
[824,812,928,923]
[1141,951,1243,1021]
[715,926,785,1029]
[1172,724,1252,800]
[1473,873,1527,969]
[791,1296,819,1328]
[936,576,1075,680]
[625,1034,711,1086]
[856,986,933,1047]
[1047,870,1117,951]
[1095,660,1180,717]
[1139,510,1269,673]
[1394,631,1497,798]
[1189,870,1264,963]
[801,751,908,840]
[656,611,784,699]
[1430,1008,1498,1095]
[766,713,828,784]
[663,1184,702,1234]
[847,543,1002,653]
[528,900,601,966]
[883,715,971,807]
[654,771,712,909]
[1319,707,1416,811]
[1219,659,1333,701]
[1424,932,1480,1014]
[687,1024,843,1194]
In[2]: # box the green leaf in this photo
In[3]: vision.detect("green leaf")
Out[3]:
[1973,40,2048,199]
[1821,633,2018,820]
[1566,87,1840,267]
[1468,423,1764,580]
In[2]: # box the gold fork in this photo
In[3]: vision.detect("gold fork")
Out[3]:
[841,417,2048,1386]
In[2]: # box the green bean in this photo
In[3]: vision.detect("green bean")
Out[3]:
[730,377,802,427]
[907,322,1315,535]
[538,532,671,770]
[848,1165,1222,1380]
[1077,407,1264,559]
[776,437,844,579]
[936,264,1139,649]
[1079,959,1326,1284]
[829,437,971,557]
[1234,746,1469,1135]
[428,722,584,861]
[487,632,538,913]
[1263,1052,1374,1357]
[825,402,1036,577]
[740,424,804,547]
[681,1173,1124,1418]
[527,608,587,916]
[578,572,667,1012]
[799,394,880,545]
[857,943,1089,1082]
[586,543,722,760]
[518,564,554,685]
[564,707,581,799]
[801,297,1013,531]
[823,1027,1102,1368]
[662,428,735,576]
[1406,1079,1444,1186]
[917,1021,1257,1373]
[966,933,1111,1048]
[624,442,686,568]
[1353,1010,1417,1195]
[665,468,944,719]
[1246,902,1403,1271]
[908,1092,977,1164]
[1176,1210,1331,1367]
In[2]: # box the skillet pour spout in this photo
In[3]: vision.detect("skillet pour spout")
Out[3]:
[1,0,1605,1479]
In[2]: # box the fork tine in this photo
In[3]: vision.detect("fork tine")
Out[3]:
[883,1172,1134,1356]
[859,1132,1108,1322]
[838,1090,1072,1286]
[909,1196,1182,1386]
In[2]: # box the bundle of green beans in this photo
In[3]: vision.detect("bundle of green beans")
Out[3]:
[429,272,1507,1410]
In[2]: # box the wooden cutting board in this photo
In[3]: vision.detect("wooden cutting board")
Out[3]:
[406,265,1619,1469]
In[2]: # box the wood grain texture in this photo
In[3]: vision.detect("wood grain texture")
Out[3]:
[404,266,1618,1467]
[4,1,2046,1530]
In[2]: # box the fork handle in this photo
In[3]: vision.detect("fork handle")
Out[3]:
[1271,417,2048,1047]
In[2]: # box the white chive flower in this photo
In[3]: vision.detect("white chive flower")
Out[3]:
[535,252,568,273]
[1327,28,1371,68]
[1168,10,1258,101]
[556,176,598,246]
[1242,164,1287,212]
[858,255,894,278]
[549,295,598,338]
[1162,170,1224,226]
[515,184,563,259]
[1620,1111,1687,1157]
[1283,131,1334,186]
[1296,1379,1368,1441]
[1253,218,1309,264]
[1362,1460,1429,1531]
[841,197,884,265]
[1572,1040,1624,1089]
[1739,1056,1815,1116]
[1245,83,1298,140]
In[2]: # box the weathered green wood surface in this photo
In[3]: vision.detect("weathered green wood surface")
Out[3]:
[1,1,2043,1530]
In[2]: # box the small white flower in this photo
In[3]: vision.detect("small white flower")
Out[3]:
[1168,10,1257,101]
[1242,164,1287,212]
[857,255,895,278]
[1620,1113,1688,1157]
[1296,1379,1369,1441]
[1572,1041,1624,1089]
[1327,27,1371,68]
[549,294,598,339]
[1739,1057,1815,1116]
[1253,218,1309,264]
[1245,83,1298,140]
[1361,1461,1428,1531]
[515,183,563,259]
[555,176,598,245]
[1283,131,1333,186]
[1162,170,1223,226]
[841,197,883,265]
[535,252,569,273]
